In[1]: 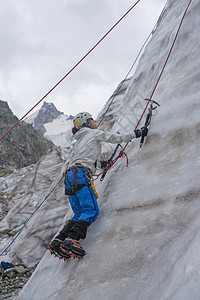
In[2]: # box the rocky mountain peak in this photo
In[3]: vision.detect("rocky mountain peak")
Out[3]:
[25,102,74,147]
[0,100,18,125]
[31,101,63,136]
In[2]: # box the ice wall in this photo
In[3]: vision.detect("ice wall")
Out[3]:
[11,0,200,298]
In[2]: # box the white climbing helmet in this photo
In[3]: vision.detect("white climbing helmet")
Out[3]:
[73,112,93,128]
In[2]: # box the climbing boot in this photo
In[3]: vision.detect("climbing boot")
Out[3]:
[48,238,70,260]
[60,238,86,259]
[56,219,75,241]
[67,220,90,240]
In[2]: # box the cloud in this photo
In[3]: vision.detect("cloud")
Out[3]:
[0,0,166,118]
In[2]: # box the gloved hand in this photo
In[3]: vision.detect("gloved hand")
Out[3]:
[134,127,148,138]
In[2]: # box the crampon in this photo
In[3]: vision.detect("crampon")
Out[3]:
[48,238,70,261]
[60,238,86,259]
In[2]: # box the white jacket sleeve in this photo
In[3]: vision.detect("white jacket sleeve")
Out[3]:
[95,129,136,144]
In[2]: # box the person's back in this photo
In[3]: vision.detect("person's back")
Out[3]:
[68,127,102,174]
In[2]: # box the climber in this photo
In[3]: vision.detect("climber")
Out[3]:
[48,112,148,259]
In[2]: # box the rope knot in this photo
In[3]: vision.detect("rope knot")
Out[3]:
[118,150,129,167]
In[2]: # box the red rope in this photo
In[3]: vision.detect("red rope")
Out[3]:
[102,0,193,174]
[0,0,141,142]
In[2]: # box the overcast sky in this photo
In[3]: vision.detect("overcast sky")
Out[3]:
[0,0,166,119]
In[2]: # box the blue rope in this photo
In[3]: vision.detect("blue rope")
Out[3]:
[0,174,65,257]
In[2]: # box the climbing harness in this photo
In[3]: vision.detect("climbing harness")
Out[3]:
[0,0,141,143]
[64,164,99,199]
[64,165,91,195]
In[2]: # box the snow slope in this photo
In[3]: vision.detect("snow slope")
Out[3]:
[25,102,74,147]
[44,114,73,148]
[0,0,199,299]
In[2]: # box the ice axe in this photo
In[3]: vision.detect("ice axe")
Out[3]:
[140,98,160,148]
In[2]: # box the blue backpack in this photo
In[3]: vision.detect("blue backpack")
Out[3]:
[1,261,15,272]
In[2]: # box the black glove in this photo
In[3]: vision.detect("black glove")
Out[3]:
[134,127,148,138]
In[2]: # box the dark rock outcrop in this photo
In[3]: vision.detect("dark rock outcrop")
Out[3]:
[0,100,53,175]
